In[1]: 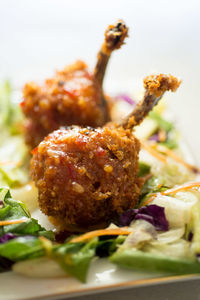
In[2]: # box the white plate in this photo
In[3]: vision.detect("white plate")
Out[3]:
[0,141,199,300]
[0,258,191,300]
[0,95,199,299]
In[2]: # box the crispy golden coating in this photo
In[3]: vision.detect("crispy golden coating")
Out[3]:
[103,20,128,54]
[22,61,110,148]
[31,125,141,231]
[143,74,181,98]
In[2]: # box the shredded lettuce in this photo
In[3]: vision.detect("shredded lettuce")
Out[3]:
[110,192,200,274]
[0,81,29,187]
[0,81,23,135]
[138,176,168,206]
[152,194,197,229]
[146,111,178,149]
[120,220,156,250]
[143,239,192,259]
[151,159,195,187]
[191,200,200,254]
[149,111,173,133]
[0,81,12,128]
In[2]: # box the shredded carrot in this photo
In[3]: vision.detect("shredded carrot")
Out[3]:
[139,195,156,207]
[158,130,167,142]
[140,173,152,184]
[142,141,200,173]
[141,141,167,163]
[140,181,200,207]
[70,228,132,243]
[161,181,200,196]
[155,144,200,173]
[0,218,28,226]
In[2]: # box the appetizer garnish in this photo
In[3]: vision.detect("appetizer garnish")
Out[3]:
[30,74,180,231]
[21,20,128,148]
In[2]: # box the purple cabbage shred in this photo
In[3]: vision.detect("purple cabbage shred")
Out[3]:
[0,233,17,244]
[119,209,134,226]
[119,204,169,231]
[149,133,159,142]
[188,231,193,242]
[116,94,136,106]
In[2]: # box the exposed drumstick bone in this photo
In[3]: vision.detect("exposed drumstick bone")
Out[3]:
[122,74,181,129]
[94,20,128,88]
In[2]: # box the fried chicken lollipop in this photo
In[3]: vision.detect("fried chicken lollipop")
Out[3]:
[31,74,181,232]
[21,20,128,148]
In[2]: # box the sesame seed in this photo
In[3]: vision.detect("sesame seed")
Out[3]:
[72,182,85,193]
[104,165,113,173]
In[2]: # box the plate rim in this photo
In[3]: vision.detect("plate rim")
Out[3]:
[26,273,199,300]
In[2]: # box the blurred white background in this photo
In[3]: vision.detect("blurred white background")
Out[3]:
[0,0,200,160]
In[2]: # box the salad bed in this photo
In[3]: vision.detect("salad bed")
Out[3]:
[1,81,200,282]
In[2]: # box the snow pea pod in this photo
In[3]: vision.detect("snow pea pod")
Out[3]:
[110,249,200,274]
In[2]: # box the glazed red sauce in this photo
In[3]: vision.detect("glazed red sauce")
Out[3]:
[96,146,105,157]
[67,162,76,180]
[62,87,78,98]
[31,147,38,155]
[20,100,25,108]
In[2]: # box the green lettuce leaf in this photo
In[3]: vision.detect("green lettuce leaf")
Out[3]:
[110,249,200,274]
[96,235,126,257]
[53,238,98,282]
[0,236,44,261]
[0,235,97,282]
[0,187,96,281]
[138,176,168,207]
[138,162,151,177]
[0,188,53,238]
[149,111,173,132]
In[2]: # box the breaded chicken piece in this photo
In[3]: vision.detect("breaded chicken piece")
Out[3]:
[31,74,181,232]
[21,20,128,148]
[31,125,141,231]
